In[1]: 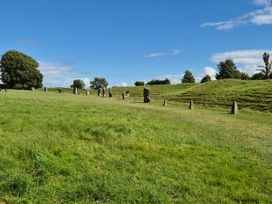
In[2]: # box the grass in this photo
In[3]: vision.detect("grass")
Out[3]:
[0,90,271,203]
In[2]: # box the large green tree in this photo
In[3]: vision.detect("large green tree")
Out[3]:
[182,70,195,83]
[90,77,108,90]
[0,50,43,89]
[71,79,85,89]
[216,59,241,80]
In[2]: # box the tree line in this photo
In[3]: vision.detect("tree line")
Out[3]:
[0,50,271,90]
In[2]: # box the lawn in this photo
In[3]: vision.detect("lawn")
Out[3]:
[0,90,271,203]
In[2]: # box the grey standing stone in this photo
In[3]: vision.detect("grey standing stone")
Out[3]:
[31,87,35,91]
[144,87,150,103]
[189,99,194,110]
[86,90,90,96]
[231,101,238,115]
[73,87,78,95]
[163,100,167,106]
[5,88,7,92]
[98,88,102,96]
[122,92,125,100]
[44,87,48,92]
[109,88,112,97]
[102,88,105,97]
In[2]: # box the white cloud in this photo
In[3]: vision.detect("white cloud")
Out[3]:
[196,67,217,82]
[39,61,90,88]
[210,50,271,75]
[201,0,272,30]
[145,49,181,58]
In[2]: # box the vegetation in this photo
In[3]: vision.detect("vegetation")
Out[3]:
[0,90,271,203]
[200,75,211,83]
[147,78,171,85]
[90,77,108,90]
[256,52,272,79]
[216,59,241,80]
[134,81,145,86]
[0,50,43,89]
[182,70,195,83]
[71,79,85,89]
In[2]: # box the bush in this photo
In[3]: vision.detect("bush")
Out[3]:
[200,75,211,83]
[147,79,171,85]
[182,71,195,83]
[134,81,145,86]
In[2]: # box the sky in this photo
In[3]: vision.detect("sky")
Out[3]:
[0,0,272,87]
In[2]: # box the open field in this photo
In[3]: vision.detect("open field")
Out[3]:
[0,89,271,203]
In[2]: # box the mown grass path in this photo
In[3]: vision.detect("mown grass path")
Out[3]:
[0,91,271,203]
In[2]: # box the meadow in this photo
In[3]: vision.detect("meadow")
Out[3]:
[0,81,271,203]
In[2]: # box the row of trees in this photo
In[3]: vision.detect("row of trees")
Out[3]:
[0,50,271,89]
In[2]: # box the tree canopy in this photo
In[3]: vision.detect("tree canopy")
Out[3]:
[182,70,195,83]
[90,77,108,90]
[147,79,171,85]
[200,75,211,83]
[0,50,43,89]
[134,81,145,86]
[71,79,85,89]
[216,59,241,80]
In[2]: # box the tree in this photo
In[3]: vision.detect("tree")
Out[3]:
[240,72,250,80]
[134,81,145,86]
[90,77,108,90]
[216,59,241,80]
[0,50,43,89]
[147,79,171,85]
[71,79,85,89]
[200,75,211,83]
[182,70,195,83]
[251,72,266,80]
[257,52,271,79]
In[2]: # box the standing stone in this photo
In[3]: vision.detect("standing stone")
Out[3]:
[44,87,48,92]
[102,88,105,97]
[109,88,112,97]
[98,88,101,96]
[58,88,63,93]
[5,88,7,92]
[189,99,194,110]
[144,87,150,103]
[86,90,90,96]
[122,92,125,100]
[73,87,78,95]
[163,99,167,106]
[231,101,238,115]
[31,87,35,91]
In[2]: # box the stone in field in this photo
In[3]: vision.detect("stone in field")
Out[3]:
[31,87,35,91]
[189,99,194,109]
[231,101,238,115]
[86,90,89,96]
[163,100,167,106]
[144,87,150,103]
[109,88,113,97]
[44,87,48,92]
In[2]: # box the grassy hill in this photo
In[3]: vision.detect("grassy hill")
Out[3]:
[82,79,272,111]
[0,90,271,203]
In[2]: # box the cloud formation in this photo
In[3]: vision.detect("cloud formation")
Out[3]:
[210,50,271,75]
[39,61,90,88]
[201,0,272,30]
[145,49,181,58]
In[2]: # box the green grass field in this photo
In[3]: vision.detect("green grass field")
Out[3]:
[0,85,271,203]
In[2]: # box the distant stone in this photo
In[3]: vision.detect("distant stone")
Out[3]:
[231,101,238,115]
[144,87,150,103]
[58,88,63,93]
[86,90,90,96]
[163,99,167,106]
[102,88,105,97]
[73,87,78,95]
[44,87,48,92]
[5,88,7,92]
[31,87,35,91]
[189,99,194,110]
[109,88,112,97]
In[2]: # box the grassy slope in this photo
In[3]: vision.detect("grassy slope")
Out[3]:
[84,79,272,111]
[0,91,271,203]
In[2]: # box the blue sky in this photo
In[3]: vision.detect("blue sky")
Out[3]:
[0,0,272,87]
